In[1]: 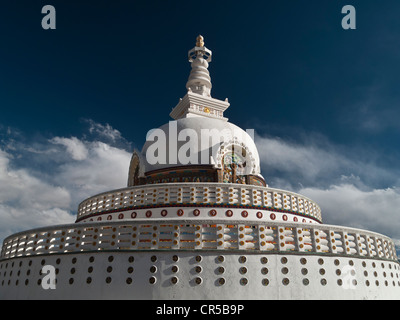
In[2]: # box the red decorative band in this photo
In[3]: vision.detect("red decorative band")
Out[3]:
[76,204,322,224]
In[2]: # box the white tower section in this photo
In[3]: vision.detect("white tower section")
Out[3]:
[170,35,230,121]
[186,35,212,97]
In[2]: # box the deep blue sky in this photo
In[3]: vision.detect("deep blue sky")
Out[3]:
[1,0,400,156]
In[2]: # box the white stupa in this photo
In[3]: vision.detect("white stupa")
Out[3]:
[1,36,399,300]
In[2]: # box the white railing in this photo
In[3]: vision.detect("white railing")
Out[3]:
[1,220,397,262]
[76,183,322,222]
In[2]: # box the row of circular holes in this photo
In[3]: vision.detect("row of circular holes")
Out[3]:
[1,255,400,286]
[4,272,400,288]
[1,254,399,272]
[5,275,399,288]
[24,265,400,288]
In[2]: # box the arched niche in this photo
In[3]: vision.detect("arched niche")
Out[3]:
[127,150,146,187]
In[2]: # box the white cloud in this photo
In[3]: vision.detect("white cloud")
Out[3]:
[52,140,131,202]
[300,184,400,239]
[255,133,399,190]
[85,119,127,145]
[256,135,346,184]
[255,133,400,245]
[50,136,89,161]
[0,149,74,241]
[0,121,132,244]
[0,150,71,208]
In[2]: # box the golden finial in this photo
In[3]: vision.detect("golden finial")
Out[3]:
[196,35,204,47]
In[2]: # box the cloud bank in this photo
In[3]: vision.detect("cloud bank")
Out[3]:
[0,121,132,242]
[255,133,400,248]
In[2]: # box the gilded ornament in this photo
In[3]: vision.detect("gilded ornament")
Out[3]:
[196,35,204,47]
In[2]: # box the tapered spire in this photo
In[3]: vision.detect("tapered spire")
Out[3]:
[170,35,229,121]
[186,35,212,97]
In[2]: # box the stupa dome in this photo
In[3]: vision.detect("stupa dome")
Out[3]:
[140,117,261,176]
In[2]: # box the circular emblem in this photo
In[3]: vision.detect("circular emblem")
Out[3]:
[118,213,124,220]
[193,209,200,216]
[177,209,184,216]
[161,209,168,217]
[210,209,217,217]
[131,212,137,219]
[225,210,233,217]
[241,211,248,218]
[283,215,288,221]
[146,210,152,218]
[107,215,112,221]
[256,211,263,219]
[270,213,276,220]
